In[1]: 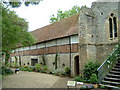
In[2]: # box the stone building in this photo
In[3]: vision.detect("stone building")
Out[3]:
[11,0,120,77]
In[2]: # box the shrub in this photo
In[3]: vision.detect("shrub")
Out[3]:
[20,68,28,71]
[2,66,13,75]
[12,63,17,68]
[28,69,33,72]
[20,68,25,71]
[83,61,99,82]
[90,73,98,84]
[42,66,48,73]
[74,76,84,82]
[52,70,60,76]
[20,66,35,72]
[35,63,41,71]
[29,66,35,71]
[61,72,66,75]
[43,66,48,71]
[100,85,106,89]
[24,65,28,68]
[6,63,10,67]
[65,67,70,75]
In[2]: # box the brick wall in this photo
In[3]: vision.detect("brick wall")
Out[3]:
[11,44,78,56]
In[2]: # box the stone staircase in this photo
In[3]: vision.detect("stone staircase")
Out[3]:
[100,60,120,89]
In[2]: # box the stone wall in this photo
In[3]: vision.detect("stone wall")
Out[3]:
[78,1,120,73]
[10,1,120,77]
[10,35,79,76]
[11,52,79,77]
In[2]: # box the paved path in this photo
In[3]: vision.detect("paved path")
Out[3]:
[3,71,72,88]
[3,71,61,88]
[2,71,108,89]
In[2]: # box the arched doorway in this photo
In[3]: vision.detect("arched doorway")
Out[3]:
[74,56,79,76]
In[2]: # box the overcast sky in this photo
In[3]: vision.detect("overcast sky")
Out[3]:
[13,0,96,31]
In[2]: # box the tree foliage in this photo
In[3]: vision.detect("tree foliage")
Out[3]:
[1,3,36,63]
[2,0,42,8]
[50,5,81,23]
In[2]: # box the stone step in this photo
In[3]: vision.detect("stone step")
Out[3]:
[116,63,120,65]
[107,74,120,78]
[102,81,120,85]
[116,63,120,66]
[110,71,120,75]
[118,60,120,63]
[114,66,120,69]
[104,77,120,82]
[99,84,120,89]
[112,68,120,72]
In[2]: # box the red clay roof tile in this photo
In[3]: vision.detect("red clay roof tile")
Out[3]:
[31,13,79,43]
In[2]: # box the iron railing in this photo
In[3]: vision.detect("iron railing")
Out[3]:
[97,43,120,84]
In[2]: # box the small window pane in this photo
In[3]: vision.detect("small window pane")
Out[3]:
[109,18,113,38]
[113,17,117,37]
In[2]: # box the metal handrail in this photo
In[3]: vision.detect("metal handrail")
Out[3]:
[97,43,120,84]
[97,48,117,71]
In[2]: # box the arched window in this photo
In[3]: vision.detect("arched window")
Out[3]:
[109,18,113,38]
[113,17,117,37]
[109,13,118,39]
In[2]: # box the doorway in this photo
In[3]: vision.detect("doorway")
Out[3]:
[74,56,79,76]
[31,59,38,66]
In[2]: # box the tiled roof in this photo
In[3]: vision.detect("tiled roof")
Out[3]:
[31,13,79,44]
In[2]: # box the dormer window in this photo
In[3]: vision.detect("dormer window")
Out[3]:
[109,13,118,39]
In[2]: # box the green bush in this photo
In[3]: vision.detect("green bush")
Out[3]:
[65,67,70,75]
[100,85,106,89]
[20,68,28,71]
[35,63,41,71]
[24,65,28,68]
[74,76,84,82]
[29,66,35,71]
[83,61,99,82]
[2,66,13,75]
[42,66,48,73]
[20,66,35,72]
[27,69,33,72]
[11,63,20,68]
[52,70,60,76]
[61,72,66,75]
[90,73,98,84]
[6,63,10,67]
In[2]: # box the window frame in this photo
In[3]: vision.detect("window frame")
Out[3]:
[109,13,118,40]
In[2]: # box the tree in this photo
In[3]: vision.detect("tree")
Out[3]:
[50,5,81,23]
[2,0,43,8]
[1,3,36,64]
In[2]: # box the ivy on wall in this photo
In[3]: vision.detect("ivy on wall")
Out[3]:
[42,55,46,65]
[55,53,58,69]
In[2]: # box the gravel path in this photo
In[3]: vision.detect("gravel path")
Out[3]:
[3,71,61,88]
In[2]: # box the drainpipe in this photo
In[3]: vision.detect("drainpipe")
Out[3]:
[69,36,72,76]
